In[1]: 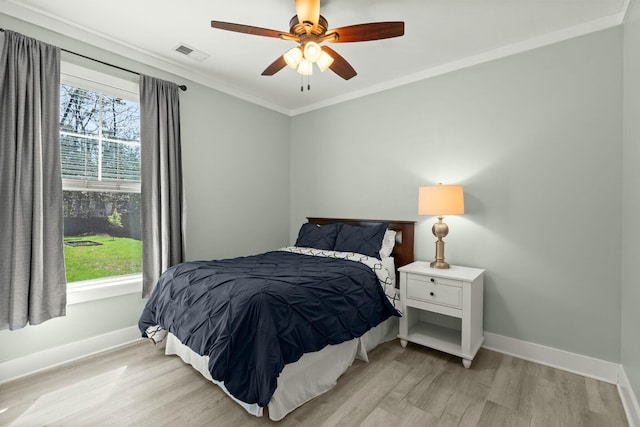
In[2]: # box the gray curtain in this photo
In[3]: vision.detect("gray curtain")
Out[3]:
[0,30,66,330]
[140,75,184,297]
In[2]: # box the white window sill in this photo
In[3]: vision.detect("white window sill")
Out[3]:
[67,274,142,305]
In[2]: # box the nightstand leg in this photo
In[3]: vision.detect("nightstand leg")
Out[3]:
[462,359,472,369]
[400,339,407,348]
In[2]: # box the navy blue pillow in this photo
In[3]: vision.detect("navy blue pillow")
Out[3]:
[294,223,341,250]
[334,223,388,259]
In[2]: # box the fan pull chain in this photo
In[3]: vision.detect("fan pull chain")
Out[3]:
[300,75,311,92]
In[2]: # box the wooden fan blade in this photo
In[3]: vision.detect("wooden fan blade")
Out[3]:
[211,21,286,39]
[321,46,356,80]
[261,55,287,76]
[295,0,320,32]
[329,22,405,43]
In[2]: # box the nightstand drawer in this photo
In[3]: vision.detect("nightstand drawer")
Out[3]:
[406,274,462,309]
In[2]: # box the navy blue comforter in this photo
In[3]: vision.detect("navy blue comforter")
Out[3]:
[138,250,399,406]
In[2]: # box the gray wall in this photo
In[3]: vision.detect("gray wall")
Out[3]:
[0,14,291,362]
[180,80,291,261]
[623,0,640,404]
[291,28,623,362]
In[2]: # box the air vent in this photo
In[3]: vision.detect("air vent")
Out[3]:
[173,43,209,62]
[175,45,193,55]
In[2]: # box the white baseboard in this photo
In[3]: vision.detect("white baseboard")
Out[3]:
[619,366,640,427]
[1,327,638,426]
[0,326,143,384]
[483,332,620,384]
[483,332,640,427]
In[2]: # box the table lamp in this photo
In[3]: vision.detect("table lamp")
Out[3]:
[418,184,465,269]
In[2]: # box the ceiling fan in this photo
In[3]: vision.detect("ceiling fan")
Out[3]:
[210,0,404,81]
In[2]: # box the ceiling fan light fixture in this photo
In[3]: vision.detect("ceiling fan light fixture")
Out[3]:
[316,51,334,72]
[303,41,322,62]
[284,47,303,69]
[211,4,405,82]
[297,58,313,75]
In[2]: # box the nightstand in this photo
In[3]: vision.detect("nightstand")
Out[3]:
[397,261,485,368]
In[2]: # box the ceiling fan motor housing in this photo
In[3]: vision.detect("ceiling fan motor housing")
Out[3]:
[289,15,329,39]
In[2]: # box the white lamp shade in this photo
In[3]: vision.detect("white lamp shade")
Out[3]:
[418,185,465,216]
[316,51,334,72]
[303,42,322,62]
[283,47,302,69]
[297,58,313,75]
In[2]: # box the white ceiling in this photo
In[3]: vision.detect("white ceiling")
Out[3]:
[0,0,629,116]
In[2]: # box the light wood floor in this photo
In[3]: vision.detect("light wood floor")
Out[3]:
[0,339,628,426]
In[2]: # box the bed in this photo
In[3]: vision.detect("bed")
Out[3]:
[138,217,415,420]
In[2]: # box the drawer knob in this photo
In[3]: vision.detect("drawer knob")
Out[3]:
[430,278,435,283]
[430,292,435,297]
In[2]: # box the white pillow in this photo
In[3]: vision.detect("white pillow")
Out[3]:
[379,229,396,258]
[381,256,397,299]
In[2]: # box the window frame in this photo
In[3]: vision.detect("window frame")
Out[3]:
[61,61,143,303]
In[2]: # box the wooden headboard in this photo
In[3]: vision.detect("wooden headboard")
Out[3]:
[306,217,416,273]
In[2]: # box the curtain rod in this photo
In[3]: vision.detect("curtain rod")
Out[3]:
[0,28,187,91]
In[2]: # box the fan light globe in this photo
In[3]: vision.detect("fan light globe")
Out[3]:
[316,51,334,72]
[283,47,303,69]
[297,58,314,75]
[303,42,322,62]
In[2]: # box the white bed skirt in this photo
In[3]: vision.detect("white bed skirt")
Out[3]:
[164,316,398,421]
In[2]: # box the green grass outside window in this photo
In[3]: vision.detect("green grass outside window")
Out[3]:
[63,235,142,283]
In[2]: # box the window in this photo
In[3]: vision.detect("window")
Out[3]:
[60,63,142,290]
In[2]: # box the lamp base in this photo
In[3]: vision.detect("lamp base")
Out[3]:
[430,259,450,269]
[431,217,450,269]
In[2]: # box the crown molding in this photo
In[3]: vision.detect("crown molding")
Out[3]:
[0,0,292,115]
[1,0,627,117]
[290,11,626,116]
